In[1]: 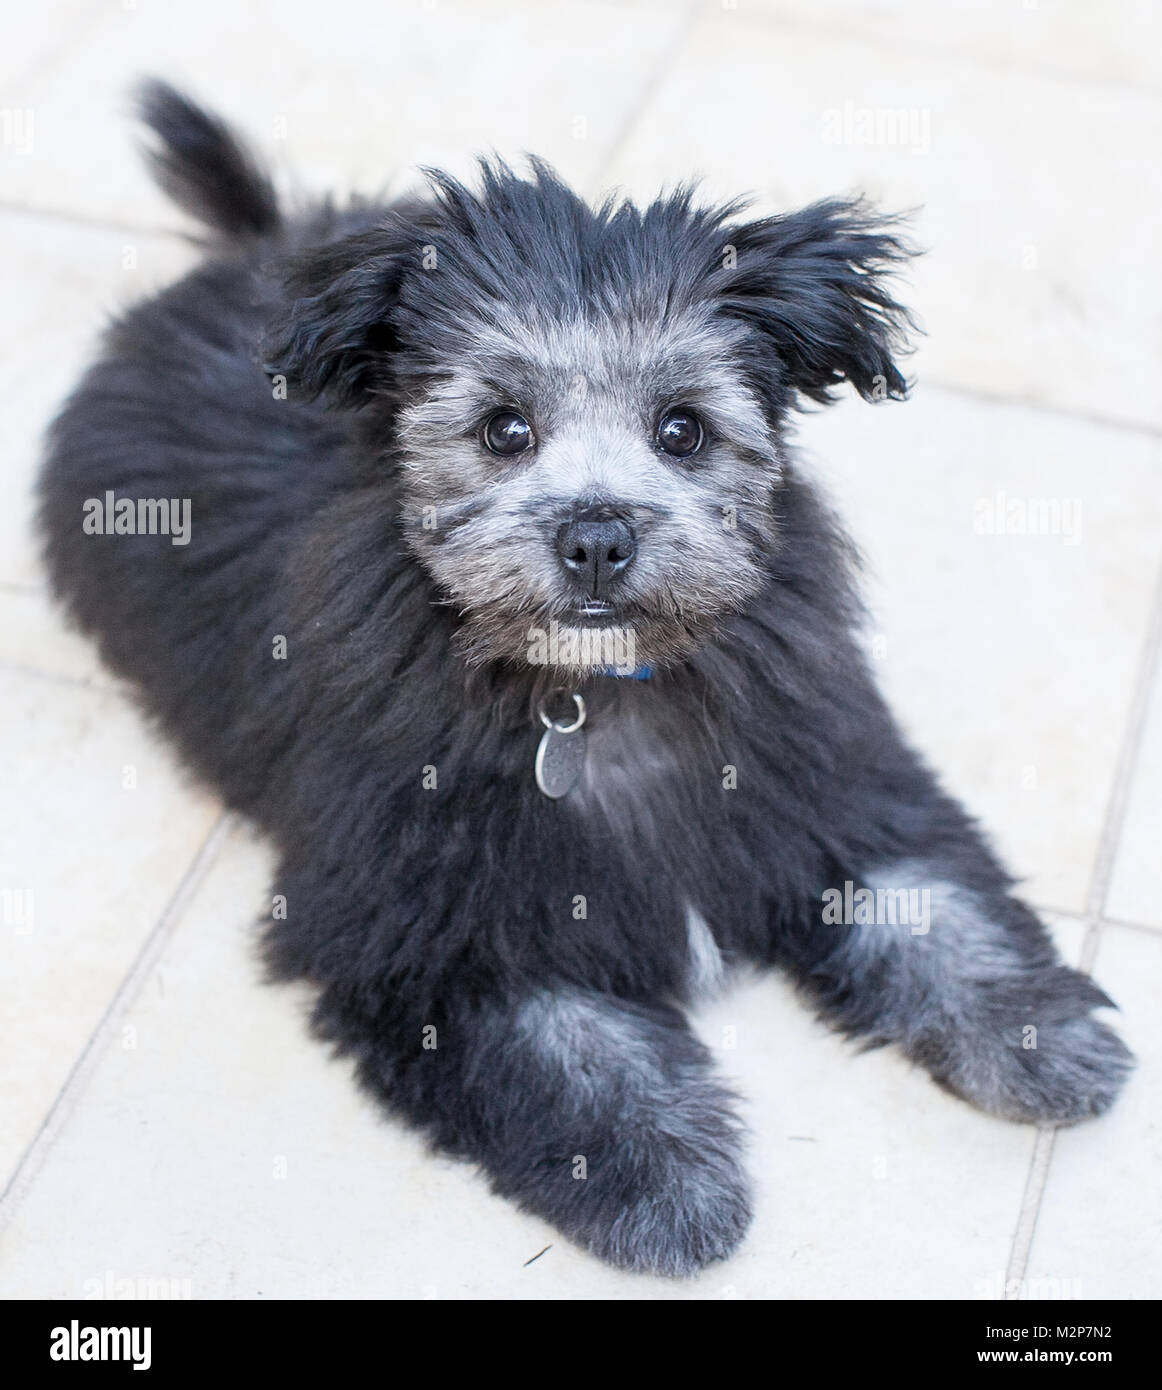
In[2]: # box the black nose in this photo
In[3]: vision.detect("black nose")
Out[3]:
[555,516,637,597]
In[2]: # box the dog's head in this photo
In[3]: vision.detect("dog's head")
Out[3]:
[267,163,915,672]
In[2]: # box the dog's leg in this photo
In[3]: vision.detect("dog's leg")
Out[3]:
[313,982,752,1275]
[777,837,1132,1124]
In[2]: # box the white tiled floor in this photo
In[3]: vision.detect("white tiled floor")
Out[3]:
[2,0,1159,1300]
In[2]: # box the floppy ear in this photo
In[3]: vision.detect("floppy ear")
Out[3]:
[717,197,919,407]
[262,226,411,406]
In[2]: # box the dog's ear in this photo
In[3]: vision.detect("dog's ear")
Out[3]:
[717,197,919,407]
[262,226,413,406]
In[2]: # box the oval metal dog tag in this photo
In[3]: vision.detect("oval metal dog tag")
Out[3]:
[535,724,587,799]
[534,693,587,799]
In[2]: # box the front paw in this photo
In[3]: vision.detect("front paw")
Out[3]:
[500,1088,753,1277]
[925,967,1134,1124]
[594,1120,753,1276]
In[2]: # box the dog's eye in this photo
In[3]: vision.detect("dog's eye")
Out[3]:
[483,411,534,456]
[656,409,703,458]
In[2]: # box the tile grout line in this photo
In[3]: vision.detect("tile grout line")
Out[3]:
[1027,902,1162,939]
[0,660,120,694]
[1081,555,1162,945]
[1003,557,1162,1295]
[0,811,237,1232]
[1088,915,1162,941]
[0,197,193,243]
[915,375,1162,444]
[1004,1126,1057,1295]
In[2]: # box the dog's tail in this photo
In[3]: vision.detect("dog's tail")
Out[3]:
[134,78,280,238]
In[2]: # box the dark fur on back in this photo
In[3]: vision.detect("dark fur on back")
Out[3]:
[37,83,1132,1275]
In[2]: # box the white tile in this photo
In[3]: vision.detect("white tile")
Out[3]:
[1022,922,1162,1298]
[1049,916,1087,969]
[682,916,1089,1300]
[604,12,1162,430]
[0,586,116,688]
[0,212,196,588]
[1105,647,1162,930]
[0,670,221,1190]
[749,0,1162,90]
[793,384,1162,913]
[0,0,99,88]
[688,980,1034,1298]
[0,0,693,232]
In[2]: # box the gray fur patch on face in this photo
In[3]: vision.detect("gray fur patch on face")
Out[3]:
[837,861,1133,1124]
[397,303,781,668]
